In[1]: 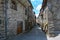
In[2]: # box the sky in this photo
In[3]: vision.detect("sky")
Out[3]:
[30,0,43,17]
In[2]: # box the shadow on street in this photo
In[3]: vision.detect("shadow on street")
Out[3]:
[10,26,47,40]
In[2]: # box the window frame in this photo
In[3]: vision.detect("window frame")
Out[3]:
[11,0,17,10]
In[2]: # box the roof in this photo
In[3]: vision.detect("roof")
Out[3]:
[28,0,33,9]
[41,0,47,11]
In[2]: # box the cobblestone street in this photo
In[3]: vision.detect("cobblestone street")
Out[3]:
[9,26,47,40]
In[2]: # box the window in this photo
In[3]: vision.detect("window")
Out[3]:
[25,9,27,15]
[0,20,1,24]
[11,0,17,10]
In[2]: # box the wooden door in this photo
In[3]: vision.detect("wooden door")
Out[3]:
[17,21,23,34]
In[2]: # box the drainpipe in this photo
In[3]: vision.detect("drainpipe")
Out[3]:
[4,0,8,39]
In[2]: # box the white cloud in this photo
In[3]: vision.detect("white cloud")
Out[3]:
[36,4,42,10]
[31,0,35,2]
[35,14,39,17]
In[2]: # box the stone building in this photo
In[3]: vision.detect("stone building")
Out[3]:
[38,9,43,26]
[47,0,60,36]
[28,6,36,30]
[39,0,60,36]
[23,0,36,31]
[0,0,34,40]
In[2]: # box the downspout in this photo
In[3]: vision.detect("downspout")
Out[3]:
[4,0,8,39]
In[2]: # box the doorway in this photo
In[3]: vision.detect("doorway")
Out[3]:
[17,21,23,34]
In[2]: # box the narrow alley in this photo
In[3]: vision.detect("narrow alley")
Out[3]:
[9,26,47,40]
[0,0,60,40]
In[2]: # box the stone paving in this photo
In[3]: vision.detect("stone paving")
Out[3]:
[9,26,47,40]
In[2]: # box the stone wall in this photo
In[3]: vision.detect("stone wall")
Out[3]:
[7,0,25,38]
[0,0,33,39]
[47,0,60,34]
